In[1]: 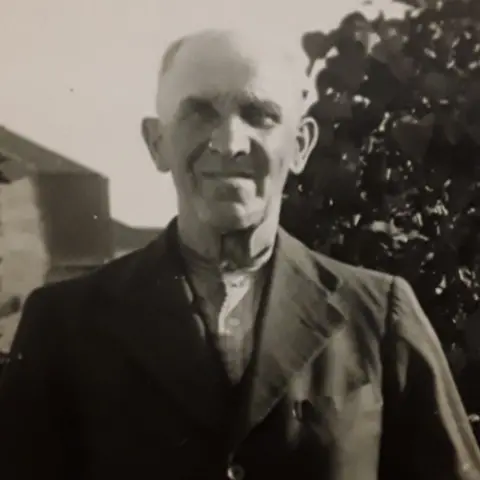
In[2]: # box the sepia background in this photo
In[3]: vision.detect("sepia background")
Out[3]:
[2,0,480,439]
[0,0,405,227]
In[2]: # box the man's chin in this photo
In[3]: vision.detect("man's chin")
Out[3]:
[205,204,264,232]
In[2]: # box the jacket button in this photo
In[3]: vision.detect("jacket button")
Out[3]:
[227,463,245,480]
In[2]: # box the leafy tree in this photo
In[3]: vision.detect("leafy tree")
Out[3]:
[282,0,480,380]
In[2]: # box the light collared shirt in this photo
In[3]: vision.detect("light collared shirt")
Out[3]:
[179,242,268,383]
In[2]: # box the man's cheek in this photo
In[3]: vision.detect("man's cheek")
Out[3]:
[268,149,292,179]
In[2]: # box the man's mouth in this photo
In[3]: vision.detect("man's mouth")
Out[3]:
[199,172,255,179]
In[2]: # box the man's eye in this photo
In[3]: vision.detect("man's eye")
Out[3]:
[241,105,280,128]
[190,100,218,119]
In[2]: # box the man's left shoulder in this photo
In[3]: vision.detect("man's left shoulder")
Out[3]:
[310,248,394,293]
[281,229,395,299]
[300,244,396,325]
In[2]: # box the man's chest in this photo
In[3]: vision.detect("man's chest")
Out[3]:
[66,315,383,445]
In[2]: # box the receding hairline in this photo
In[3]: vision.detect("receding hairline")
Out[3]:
[158,28,308,76]
[155,28,313,120]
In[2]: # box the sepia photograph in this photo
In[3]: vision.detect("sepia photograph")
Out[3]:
[1,0,480,478]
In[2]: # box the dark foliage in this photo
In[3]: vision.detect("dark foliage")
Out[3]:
[282,0,480,385]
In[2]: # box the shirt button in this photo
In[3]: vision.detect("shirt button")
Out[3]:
[227,317,241,329]
[227,463,245,480]
[292,399,314,422]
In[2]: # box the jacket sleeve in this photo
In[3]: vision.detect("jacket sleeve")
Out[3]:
[0,287,68,479]
[380,275,480,480]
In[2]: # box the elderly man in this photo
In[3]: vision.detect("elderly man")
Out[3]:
[0,28,479,480]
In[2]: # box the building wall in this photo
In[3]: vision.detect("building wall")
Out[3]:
[0,177,49,352]
[1,176,50,298]
[0,172,113,353]
[36,173,112,266]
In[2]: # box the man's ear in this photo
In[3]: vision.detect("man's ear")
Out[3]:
[290,116,319,175]
[141,117,170,172]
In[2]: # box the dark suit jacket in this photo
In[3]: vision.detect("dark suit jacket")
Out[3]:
[1,221,480,480]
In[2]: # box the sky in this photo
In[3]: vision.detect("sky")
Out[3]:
[0,0,405,228]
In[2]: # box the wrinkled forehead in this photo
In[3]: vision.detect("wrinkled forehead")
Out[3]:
[156,30,309,122]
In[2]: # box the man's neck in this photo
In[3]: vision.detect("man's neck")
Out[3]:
[177,212,279,273]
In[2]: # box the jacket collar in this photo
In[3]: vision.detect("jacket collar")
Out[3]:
[99,218,347,432]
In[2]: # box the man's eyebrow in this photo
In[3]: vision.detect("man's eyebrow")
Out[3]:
[241,98,283,119]
[178,93,283,116]
[178,95,215,112]
[238,93,283,114]
[182,96,208,105]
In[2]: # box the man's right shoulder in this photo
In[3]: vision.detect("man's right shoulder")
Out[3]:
[27,242,157,306]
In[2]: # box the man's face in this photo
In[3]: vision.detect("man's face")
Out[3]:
[153,33,310,232]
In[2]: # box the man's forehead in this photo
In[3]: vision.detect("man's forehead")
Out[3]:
[156,29,308,120]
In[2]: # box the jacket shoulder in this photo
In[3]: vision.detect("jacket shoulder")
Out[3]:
[311,249,394,292]
[26,245,149,306]
[307,247,396,333]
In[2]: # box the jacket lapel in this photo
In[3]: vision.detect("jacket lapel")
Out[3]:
[99,220,229,430]
[236,229,347,441]
[97,221,347,436]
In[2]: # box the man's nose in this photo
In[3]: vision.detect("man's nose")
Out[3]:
[209,116,251,158]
